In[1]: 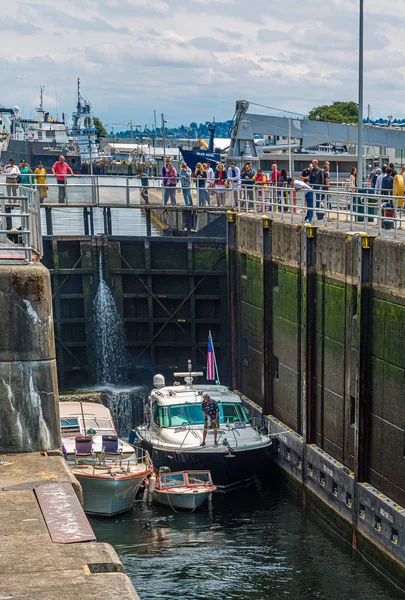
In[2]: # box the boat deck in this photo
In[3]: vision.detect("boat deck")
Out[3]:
[72,461,151,480]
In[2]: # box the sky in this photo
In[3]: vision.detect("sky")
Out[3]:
[2,0,405,129]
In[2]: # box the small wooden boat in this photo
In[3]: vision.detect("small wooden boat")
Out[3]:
[151,468,216,511]
[72,453,153,516]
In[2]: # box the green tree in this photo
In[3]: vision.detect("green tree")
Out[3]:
[93,116,107,139]
[308,101,358,124]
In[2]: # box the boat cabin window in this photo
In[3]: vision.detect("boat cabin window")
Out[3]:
[160,473,186,488]
[186,472,212,485]
[60,418,80,435]
[158,402,249,427]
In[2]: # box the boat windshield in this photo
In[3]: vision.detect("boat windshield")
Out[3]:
[80,418,115,435]
[160,473,186,488]
[157,402,249,428]
[186,472,212,486]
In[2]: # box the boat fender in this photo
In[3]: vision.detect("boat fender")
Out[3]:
[142,486,149,504]
[148,472,156,503]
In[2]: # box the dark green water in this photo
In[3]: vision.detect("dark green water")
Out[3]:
[90,476,404,600]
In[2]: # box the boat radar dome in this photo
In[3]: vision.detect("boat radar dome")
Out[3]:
[153,374,165,388]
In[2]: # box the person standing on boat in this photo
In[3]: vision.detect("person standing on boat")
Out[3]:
[201,393,219,447]
[179,162,193,206]
[2,158,20,200]
[144,397,152,430]
[34,161,48,203]
[52,155,74,204]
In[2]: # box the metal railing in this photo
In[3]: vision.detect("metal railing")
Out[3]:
[2,174,404,244]
[0,175,238,208]
[0,185,42,263]
[234,184,405,238]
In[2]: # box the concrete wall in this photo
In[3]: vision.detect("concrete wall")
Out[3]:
[0,263,60,452]
[230,213,405,571]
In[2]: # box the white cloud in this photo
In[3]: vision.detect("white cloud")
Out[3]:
[0,0,405,126]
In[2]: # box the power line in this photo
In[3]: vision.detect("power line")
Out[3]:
[248,101,307,118]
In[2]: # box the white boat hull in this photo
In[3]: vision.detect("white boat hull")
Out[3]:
[75,471,147,516]
[153,488,212,511]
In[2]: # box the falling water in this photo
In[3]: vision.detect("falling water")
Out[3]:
[93,252,145,438]
[102,386,147,438]
[93,253,129,386]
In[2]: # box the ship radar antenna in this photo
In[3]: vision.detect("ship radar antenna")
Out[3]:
[173,359,203,387]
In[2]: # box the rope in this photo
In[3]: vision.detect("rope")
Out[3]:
[248,101,307,117]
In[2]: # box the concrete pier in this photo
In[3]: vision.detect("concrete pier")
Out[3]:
[0,452,140,600]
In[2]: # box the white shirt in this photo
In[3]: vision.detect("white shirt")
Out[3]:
[206,167,215,184]
[293,179,312,191]
[3,165,20,179]
[375,173,385,191]
[227,166,240,180]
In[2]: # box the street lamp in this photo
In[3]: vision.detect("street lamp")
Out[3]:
[161,114,170,161]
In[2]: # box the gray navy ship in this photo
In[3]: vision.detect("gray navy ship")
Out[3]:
[0,87,81,171]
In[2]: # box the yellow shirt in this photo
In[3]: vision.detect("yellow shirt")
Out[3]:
[34,168,47,185]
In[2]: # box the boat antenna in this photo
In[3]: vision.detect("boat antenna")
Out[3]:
[79,400,87,434]
[209,330,220,384]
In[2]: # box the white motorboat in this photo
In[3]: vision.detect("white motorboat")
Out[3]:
[151,468,216,511]
[60,401,135,460]
[135,365,272,491]
[60,401,153,516]
[71,454,153,516]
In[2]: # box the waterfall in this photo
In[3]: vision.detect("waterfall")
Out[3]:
[92,252,145,439]
[93,253,129,386]
[102,386,147,438]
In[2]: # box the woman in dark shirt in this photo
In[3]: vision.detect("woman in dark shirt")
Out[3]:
[195,162,209,207]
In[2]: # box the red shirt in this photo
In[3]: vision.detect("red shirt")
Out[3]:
[52,161,72,181]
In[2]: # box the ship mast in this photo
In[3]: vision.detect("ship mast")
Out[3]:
[77,77,81,109]
[39,86,44,112]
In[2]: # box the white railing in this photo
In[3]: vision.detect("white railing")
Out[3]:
[0,186,42,263]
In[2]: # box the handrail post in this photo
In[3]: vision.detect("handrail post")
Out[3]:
[126,177,130,207]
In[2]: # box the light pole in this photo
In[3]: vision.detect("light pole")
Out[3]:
[358,0,364,186]
[161,114,170,162]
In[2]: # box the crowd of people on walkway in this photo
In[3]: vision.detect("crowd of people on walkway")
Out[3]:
[0,156,74,203]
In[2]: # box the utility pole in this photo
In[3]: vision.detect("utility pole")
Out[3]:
[358,0,364,186]
[153,110,157,160]
[129,120,133,139]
